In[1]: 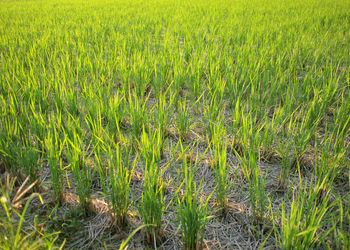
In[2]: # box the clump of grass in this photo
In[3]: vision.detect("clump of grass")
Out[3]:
[65,130,92,214]
[128,89,149,141]
[249,162,268,220]
[330,198,349,249]
[99,143,136,227]
[275,177,336,249]
[176,98,193,139]
[155,92,174,140]
[107,91,126,135]
[0,174,63,249]
[44,129,65,203]
[177,142,212,249]
[290,112,318,168]
[138,129,165,243]
[210,123,229,209]
[203,96,222,140]
[0,115,19,172]
[18,141,40,185]
[235,124,268,219]
[276,138,294,189]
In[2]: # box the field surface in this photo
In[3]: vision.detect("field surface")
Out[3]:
[0,0,349,249]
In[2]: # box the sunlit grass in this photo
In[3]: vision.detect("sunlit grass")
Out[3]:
[0,0,349,248]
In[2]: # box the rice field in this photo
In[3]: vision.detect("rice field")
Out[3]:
[0,0,349,248]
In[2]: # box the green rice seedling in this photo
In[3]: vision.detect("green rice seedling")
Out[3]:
[249,163,268,220]
[66,89,80,116]
[173,63,186,100]
[107,91,126,135]
[312,132,346,201]
[82,97,103,129]
[44,111,66,202]
[260,109,285,159]
[277,179,336,249]
[18,140,40,185]
[155,92,174,140]
[330,198,349,249]
[233,113,256,179]
[130,55,152,100]
[90,112,130,225]
[28,100,47,145]
[138,129,165,243]
[53,81,65,112]
[65,130,92,214]
[0,116,20,172]
[84,108,112,151]
[332,99,350,159]
[1,100,37,180]
[176,98,193,139]
[138,158,165,243]
[251,133,269,220]
[210,124,229,208]
[104,143,136,227]
[128,89,149,141]
[0,174,63,249]
[119,224,153,250]
[206,78,226,107]
[203,96,222,140]
[231,98,244,148]
[80,83,101,120]
[190,60,207,100]
[276,138,294,189]
[151,65,166,99]
[93,144,108,203]
[177,142,212,249]
[97,86,114,124]
[235,128,268,219]
[44,133,65,203]
[62,113,84,144]
[290,111,319,167]
[139,127,162,167]
[246,131,268,220]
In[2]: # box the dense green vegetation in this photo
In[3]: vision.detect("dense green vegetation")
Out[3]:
[0,0,349,248]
